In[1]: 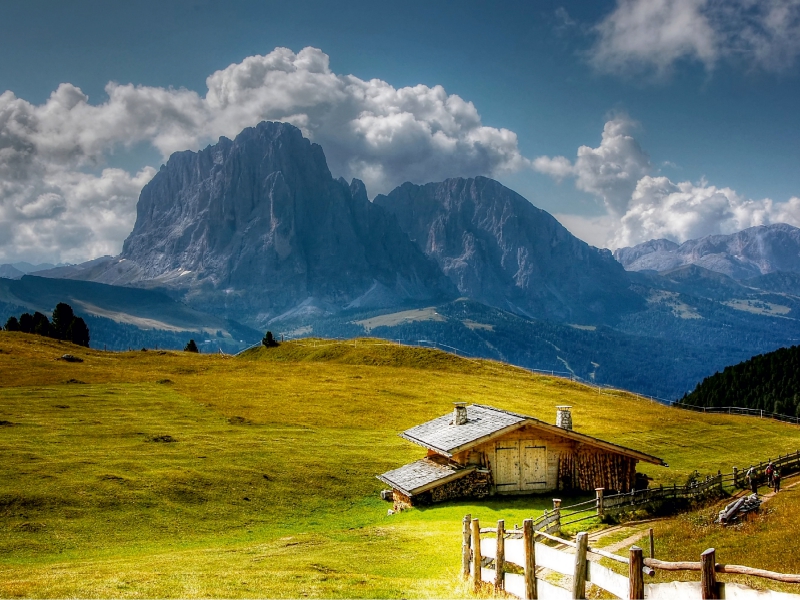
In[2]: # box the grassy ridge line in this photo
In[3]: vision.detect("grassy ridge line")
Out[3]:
[2,332,800,597]
[239,337,508,372]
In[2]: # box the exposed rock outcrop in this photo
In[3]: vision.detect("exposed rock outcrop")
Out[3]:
[96,122,454,321]
[374,177,641,322]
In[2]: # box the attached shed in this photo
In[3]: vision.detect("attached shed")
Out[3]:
[378,403,664,510]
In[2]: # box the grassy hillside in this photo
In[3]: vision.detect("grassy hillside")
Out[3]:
[2,334,800,597]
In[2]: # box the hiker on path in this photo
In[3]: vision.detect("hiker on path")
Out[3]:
[766,462,775,488]
[747,466,758,494]
[774,468,781,493]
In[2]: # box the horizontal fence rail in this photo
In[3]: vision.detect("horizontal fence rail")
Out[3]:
[580,449,800,519]
[672,402,800,426]
[463,516,800,599]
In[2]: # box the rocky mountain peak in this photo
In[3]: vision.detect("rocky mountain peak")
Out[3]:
[374,176,641,322]
[116,121,455,322]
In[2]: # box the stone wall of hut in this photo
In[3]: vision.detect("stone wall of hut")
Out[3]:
[393,470,492,510]
[557,448,637,493]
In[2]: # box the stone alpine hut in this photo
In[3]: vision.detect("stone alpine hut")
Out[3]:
[377,403,665,510]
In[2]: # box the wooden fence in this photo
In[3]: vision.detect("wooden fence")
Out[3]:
[674,402,800,426]
[463,515,800,599]
[555,449,800,524]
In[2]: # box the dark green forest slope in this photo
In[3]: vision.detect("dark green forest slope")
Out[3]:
[680,345,800,417]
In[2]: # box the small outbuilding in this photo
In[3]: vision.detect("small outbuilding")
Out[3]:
[378,403,665,510]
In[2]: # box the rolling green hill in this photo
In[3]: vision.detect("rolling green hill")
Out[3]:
[2,333,800,597]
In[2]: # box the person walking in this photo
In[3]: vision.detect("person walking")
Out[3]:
[774,468,781,493]
[747,466,758,495]
[765,462,775,488]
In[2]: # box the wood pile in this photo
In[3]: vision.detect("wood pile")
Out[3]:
[716,493,761,524]
[558,448,637,492]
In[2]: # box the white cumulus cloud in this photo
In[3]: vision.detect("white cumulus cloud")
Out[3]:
[612,177,800,247]
[534,116,651,215]
[0,46,530,264]
[539,117,800,249]
[591,0,800,75]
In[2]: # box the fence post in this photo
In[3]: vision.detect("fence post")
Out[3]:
[629,546,644,600]
[471,518,481,590]
[552,499,561,533]
[701,548,719,599]
[573,532,588,600]
[462,514,471,580]
[495,519,505,592]
[649,528,654,559]
[523,518,537,600]
[732,467,738,488]
[595,488,605,518]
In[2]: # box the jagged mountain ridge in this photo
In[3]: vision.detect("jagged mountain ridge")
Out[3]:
[614,224,800,279]
[56,122,456,322]
[43,121,641,326]
[374,177,642,322]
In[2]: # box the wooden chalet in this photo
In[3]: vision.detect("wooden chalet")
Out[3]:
[378,403,665,509]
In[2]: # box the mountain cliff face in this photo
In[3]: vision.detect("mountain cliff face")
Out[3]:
[374,177,641,322]
[116,122,455,320]
[615,224,800,279]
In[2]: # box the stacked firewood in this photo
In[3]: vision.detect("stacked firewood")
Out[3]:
[716,494,761,525]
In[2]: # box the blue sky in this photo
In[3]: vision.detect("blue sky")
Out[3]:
[1,0,799,262]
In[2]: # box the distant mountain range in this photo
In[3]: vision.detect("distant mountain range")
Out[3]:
[6,120,800,400]
[614,224,800,279]
[0,261,68,280]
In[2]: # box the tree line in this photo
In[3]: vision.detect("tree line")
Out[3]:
[679,345,800,417]
[4,302,90,347]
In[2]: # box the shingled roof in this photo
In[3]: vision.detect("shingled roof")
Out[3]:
[400,404,526,456]
[400,404,665,465]
[377,457,476,496]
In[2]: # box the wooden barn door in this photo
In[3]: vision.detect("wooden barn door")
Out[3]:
[494,441,520,491]
[522,444,547,490]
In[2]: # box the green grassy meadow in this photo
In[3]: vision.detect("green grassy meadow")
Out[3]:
[2,333,800,597]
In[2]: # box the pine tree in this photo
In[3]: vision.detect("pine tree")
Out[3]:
[32,312,51,337]
[184,339,199,353]
[4,316,19,331]
[262,331,278,347]
[67,317,90,347]
[18,313,33,333]
[51,303,75,340]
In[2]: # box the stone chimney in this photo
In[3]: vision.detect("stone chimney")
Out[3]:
[454,402,468,425]
[556,406,572,430]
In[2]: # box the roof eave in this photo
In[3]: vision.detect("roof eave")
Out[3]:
[375,474,412,496]
[376,465,477,496]
[398,432,453,457]
[521,419,666,466]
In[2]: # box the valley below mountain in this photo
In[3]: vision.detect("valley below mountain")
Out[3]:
[10,121,800,399]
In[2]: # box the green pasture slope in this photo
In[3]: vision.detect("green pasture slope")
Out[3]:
[2,333,800,598]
